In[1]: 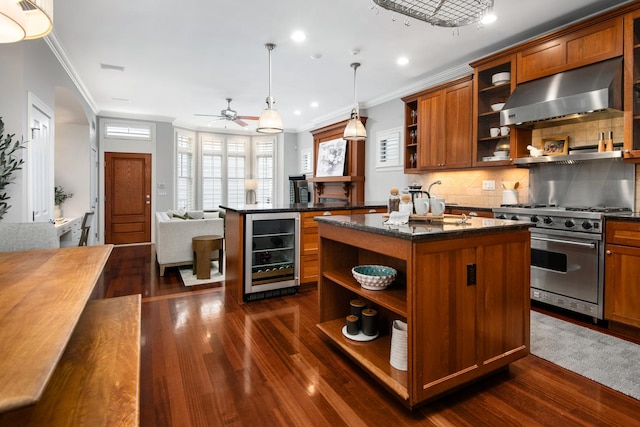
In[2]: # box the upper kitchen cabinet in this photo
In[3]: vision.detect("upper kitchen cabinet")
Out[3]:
[517,17,623,83]
[471,54,530,166]
[623,8,640,161]
[402,76,472,172]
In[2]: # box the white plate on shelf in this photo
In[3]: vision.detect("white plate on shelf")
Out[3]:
[341,325,378,342]
[482,156,509,162]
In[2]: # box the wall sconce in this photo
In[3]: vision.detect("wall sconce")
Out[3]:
[245,179,258,204]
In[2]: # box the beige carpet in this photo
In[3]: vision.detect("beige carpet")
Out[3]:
[178,260,224,286]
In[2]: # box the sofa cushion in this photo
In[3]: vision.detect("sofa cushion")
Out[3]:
[187,210,204,219]
[203,211,219,219]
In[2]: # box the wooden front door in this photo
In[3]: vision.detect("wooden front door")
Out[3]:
[105,152,151,244]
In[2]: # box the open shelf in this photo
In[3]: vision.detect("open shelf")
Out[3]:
[316,318,409,400]
[323,270,407,317]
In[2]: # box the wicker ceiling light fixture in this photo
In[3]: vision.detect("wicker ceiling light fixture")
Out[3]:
[372,0,494,28]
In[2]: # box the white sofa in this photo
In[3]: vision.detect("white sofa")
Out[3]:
[155,210,225,276]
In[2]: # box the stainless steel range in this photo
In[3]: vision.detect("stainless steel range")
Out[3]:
[494,204,631,320]
[492,154,635,321]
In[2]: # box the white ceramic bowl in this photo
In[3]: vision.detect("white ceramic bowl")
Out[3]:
[491,102,506,111]
[492,72,511,85]
[530,148,544,157]
[352,265,397,291]
[494,151,509,158]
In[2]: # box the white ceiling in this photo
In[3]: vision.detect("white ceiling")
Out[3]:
[50,0,633,133]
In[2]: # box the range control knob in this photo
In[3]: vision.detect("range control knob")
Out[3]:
[510,215,519,221]
[530,215,539,223]
[496,214,507,220]
[565,219,575,228]
[543,217,553,224]
[582,221,593,230]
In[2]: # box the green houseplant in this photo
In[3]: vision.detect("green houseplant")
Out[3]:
[54,185,73,219]
[0,117,25,221]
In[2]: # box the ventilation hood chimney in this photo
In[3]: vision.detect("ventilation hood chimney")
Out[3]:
[500,57,623,128]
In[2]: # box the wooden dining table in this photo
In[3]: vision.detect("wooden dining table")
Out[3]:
[0,244,140,425]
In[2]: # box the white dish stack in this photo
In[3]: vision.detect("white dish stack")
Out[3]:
[390,319,408,371]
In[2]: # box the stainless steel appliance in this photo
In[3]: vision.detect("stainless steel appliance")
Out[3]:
[494,204,631,319]
[244,212,300,301]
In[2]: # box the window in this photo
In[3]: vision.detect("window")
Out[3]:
[201,135,224,209]
[176,131,195,210]
[226,137,247,206]
[181,132,275,209]
[104,121,153,140]
[254,138,274,204]
[376,127,402,170]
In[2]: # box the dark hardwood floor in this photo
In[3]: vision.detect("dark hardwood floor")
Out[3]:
[101,244,640,427]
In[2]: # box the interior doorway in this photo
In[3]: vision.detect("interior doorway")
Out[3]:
[104,152,151,244]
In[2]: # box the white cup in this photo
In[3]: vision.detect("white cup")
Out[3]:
[500,126,510,136]
[430,198,445,215]
[414,197,429,215]
[490,127,500,137]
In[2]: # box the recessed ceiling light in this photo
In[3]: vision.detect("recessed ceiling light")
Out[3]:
[291,30,306,43]
[294,110,302,116]
[310,102,319,108]
[396,57,409,66]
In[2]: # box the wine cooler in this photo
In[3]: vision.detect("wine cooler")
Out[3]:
[244,212,300,301]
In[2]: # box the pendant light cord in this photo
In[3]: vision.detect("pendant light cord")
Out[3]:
[351,62,360,116]
[265,43,276,108]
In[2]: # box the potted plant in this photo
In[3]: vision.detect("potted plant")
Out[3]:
[0,117,25,221]
[54,185,73,219]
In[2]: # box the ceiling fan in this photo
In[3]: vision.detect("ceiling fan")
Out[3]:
[195,98,259,128]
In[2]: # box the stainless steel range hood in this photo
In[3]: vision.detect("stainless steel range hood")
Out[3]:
[500,57,623,127]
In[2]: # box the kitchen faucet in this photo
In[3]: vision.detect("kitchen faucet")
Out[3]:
[427,180,442,197]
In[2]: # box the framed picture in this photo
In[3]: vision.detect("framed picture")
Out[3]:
[542,136,569,156]
[315,139,346,177]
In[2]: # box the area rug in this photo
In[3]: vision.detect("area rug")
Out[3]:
[178,260,225,286]
[530,310,640,400]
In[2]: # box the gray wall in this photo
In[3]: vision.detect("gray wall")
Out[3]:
[0,39,97,222]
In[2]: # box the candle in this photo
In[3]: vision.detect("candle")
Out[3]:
[361,308,378,336]
[346,315,359,335]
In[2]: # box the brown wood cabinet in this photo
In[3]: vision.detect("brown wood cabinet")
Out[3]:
[623,8,640,161]
[517,17,623,83]
[471,54,531,166]
[605,221,640,328]
[316,220,530,408]
[402,76,472,172]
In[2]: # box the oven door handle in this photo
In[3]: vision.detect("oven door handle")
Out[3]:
[531,236,596,249]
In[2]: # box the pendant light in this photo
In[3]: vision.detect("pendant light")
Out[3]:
[0,0,54,44]
[257,43,284,134]
[344,62,366,141]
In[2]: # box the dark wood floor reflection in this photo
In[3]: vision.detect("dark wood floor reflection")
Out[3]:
[101,245,640,427]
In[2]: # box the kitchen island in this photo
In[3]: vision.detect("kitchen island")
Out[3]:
[315,213,531,408]
[222,202,386,304]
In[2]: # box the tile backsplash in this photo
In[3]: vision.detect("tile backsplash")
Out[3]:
[411,168,530,208]
[531,117,624,150]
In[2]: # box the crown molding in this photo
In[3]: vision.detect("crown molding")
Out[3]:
[45,32,98,116]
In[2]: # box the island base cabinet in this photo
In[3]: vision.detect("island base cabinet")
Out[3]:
[317,222,530,408]
[413,234,530,402]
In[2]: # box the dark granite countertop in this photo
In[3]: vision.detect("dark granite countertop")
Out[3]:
[221,201,386,214]
[315,213,531,242]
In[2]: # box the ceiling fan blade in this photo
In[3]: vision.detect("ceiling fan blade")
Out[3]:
[234,119,249,127]
[195,113,224,118]
[237,115,260,121]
